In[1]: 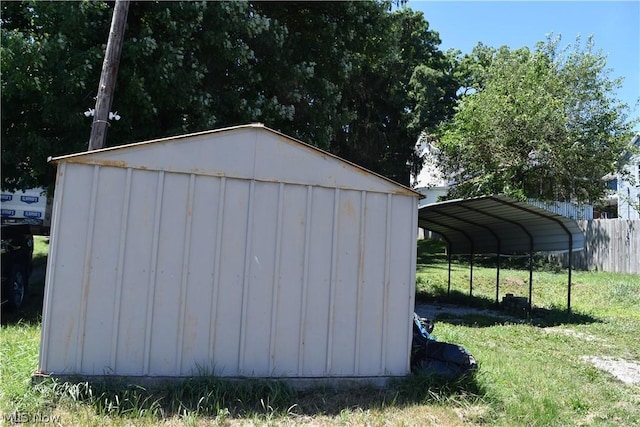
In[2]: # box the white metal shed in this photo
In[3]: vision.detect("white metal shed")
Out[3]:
[38,124,420,385]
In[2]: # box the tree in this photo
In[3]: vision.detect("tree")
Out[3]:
[331,6,458,184]
[437,35,637,203]
[2,1,454,190]
[1,1,113,191]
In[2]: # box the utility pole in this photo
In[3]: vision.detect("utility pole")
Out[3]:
[88,0,130,151]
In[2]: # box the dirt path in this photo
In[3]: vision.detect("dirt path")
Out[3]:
[582,356,640,385]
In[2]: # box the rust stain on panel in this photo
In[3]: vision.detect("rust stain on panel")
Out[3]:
[343,199,355,218]
[64,158,128,168]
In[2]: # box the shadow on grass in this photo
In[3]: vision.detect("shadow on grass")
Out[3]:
[416,261,453,271]
[417,288,497,309]
[416,289,601,328]
[36,372,487,420]
[416,239,447,262]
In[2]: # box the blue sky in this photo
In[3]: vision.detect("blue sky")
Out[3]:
[407,1,640,129]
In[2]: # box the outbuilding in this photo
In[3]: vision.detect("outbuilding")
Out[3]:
[38,124,420,386]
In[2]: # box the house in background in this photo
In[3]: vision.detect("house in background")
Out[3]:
[412,133,448,208]
[601,132,640,220]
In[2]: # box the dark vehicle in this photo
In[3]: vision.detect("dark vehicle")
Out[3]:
[1,223,33,310]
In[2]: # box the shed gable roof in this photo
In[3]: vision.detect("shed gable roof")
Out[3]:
[50,124,419,197]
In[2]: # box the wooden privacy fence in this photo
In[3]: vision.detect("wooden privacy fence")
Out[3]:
[550,220,640,274]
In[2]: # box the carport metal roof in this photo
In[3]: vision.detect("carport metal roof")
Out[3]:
[417,195,584,255]
[417,195,586,313]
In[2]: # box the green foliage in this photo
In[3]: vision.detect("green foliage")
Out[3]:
[2,1,454,190]
[330,6,458,184]
[438,35,637,203]
[1,1,112,191]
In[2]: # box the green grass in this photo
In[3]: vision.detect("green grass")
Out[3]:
[32,235,49,267]
[415,242,640,426]
[1,238,639,425]
[416,257,640,319]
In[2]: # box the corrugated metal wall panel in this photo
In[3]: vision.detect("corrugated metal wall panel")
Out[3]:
[180,175,221,375]
[212,178,249,375]
[116,169,158,375]
[386,196,418,375]
[357,192,387,374]
[272,183,307,376]
[149,172,190,375]
[243,181,280,376]
[303,187,334,375]
[330,189,361,375]
[41,164,95,373]
[81,166,126,374]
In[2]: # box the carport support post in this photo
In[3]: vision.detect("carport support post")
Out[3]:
[528,251,533,314]
[496,248,501,306]
[447,250,452,295]
[469,250,474,297]
[567,235,573,314]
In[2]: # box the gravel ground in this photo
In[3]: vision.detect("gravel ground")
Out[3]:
[582,356,640,385]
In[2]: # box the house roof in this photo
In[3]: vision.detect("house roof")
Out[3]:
[49,124,421,197]
[418,195,585,255]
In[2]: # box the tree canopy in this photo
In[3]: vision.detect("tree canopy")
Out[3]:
[437,36,636,203]
[1,0,455,190]
[6,3,631,202]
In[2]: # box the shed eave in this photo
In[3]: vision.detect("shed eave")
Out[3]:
[47,123,266,164]
[48,123,421,198]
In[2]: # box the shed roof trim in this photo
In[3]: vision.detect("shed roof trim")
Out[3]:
[49,124,421,197]
[418,195,585,255]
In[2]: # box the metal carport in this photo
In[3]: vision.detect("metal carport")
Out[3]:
[417,195,585,313]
